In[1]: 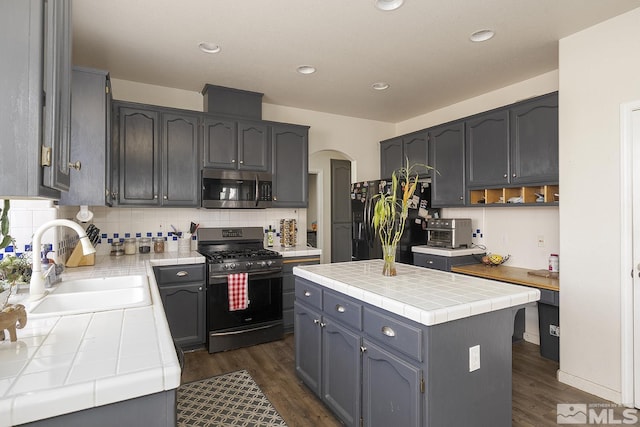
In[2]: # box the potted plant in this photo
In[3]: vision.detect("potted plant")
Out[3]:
[371,162,430,276]
[0,200,31,308]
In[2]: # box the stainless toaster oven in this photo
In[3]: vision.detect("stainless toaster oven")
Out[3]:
[426,218,472,249]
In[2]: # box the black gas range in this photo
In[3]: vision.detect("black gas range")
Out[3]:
[197,227,284,353]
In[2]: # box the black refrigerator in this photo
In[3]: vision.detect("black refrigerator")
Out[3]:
[351,179,438,264]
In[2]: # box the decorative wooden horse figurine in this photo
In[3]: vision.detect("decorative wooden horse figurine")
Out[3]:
[0,304,27,342]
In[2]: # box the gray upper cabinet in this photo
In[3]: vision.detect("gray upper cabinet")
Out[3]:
[465,109,510,188]
[272,124,309,207]
[509,92,559,185]
[162,113,200,206]
[380,131,429,179]
[0,0,72,198]
[203,118,269,171]
[237,121,269,171]
[202,117,237,169]
[429,121,466,207]
[114,105,161,206]
[380,138,403,180]
[113,102,199,207]
[59,67,112,206]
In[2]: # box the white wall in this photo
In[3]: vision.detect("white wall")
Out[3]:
[557,7,640,402]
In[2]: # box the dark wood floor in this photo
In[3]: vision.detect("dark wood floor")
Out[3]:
[182,335,621,426]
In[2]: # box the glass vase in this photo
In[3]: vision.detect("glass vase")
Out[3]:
[381,244,398,276]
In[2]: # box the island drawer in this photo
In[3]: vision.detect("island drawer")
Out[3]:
[153,264,205,285]
[363,308,423,362]
[295,278,322,310]
[323,290,362,330]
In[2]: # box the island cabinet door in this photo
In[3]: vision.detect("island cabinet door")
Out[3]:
[362,339,422,427]
[322,320,362,427]
[294,301,322,397]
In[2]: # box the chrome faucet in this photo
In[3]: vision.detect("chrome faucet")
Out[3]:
[29,219,96,300]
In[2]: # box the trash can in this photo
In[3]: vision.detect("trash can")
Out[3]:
[538,302,559,362]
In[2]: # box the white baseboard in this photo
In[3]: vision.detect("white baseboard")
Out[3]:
[523,332,540,345]
[557,370,622,404]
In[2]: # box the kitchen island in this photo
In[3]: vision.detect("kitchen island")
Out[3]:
[293,260,540,427]
[0,252,203,427]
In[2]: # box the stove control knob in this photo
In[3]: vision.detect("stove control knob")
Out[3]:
[246,262,253,269]
[266,260,274,267]
[226,263,237,270]
[258,261,267,268]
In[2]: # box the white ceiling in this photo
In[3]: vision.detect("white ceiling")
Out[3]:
[72,0,639,122]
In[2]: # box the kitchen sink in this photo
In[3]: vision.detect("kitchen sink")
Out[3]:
[51,275,148,293]
[27,275,151,318]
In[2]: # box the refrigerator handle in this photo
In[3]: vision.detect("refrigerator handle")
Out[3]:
[365,197,374,248]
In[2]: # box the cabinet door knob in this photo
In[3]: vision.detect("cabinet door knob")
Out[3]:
[459,196,463,200]
[360,346,367,353]
[176,271,189,277]
[320,322,326,328]
[232,159,236,163]
[304,290,311,297]
[503,173,507,178]
[154,195,158,199]
[512,173,517,178]
[68,161,82,171]
[427,260,434,264]
[163,195,168,200]
[335,304,345,313]
[313,318,320,324]
[198,287,202,291]
[381,326,396,337]
[239,160,244,164]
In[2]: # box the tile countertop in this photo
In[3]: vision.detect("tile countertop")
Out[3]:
[269,245,322,257]
[293,260,540,327]
[411,245,486,257]
[0,251,204,427]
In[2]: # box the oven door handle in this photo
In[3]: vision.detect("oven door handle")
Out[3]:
[210,323,280,337]
[209,269,282,281]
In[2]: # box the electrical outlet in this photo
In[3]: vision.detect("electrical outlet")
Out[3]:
[469,345,480,372]
[549,325,560,337]
[537,235,545,247]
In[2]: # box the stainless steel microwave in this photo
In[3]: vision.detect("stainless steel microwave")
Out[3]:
[201,169,273,209]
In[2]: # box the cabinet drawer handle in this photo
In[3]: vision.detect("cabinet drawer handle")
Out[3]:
[381,326,396,337]
[176,271,189,277]
[304,290,311,297]
[335,304,345,313]
[427,260,434,264]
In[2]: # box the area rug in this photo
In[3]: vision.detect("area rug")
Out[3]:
[177,369,288,427]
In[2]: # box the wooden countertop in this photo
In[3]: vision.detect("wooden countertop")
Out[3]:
[451,263,560,292]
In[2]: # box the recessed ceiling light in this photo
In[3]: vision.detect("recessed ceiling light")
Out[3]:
[198,42,221,54]
[297,65,316,75]
[469,29,495,42]
[372,82,390,91]
[375,0,404,11]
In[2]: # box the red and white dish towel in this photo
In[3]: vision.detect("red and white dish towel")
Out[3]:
[228,273,249,311]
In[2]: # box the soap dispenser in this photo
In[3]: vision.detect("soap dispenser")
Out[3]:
[267,226,274,247]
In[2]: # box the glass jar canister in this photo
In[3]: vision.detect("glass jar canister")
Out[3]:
[153,237,165,253]
[138,237,151,254]
[110,241,124,257]
[124,238,137,255]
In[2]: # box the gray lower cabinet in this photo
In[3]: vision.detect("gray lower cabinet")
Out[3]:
[59,67,112,206]
[283,256,320,332]
[429,121,466,207]
[154,264,206,350]
[413,252,481,272]
[0,0,72,198]
[272,124,310,207]
[113,102,199,207]
[295,275,518,426]
[295,279,422,427]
